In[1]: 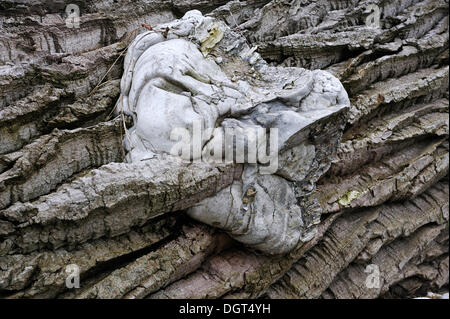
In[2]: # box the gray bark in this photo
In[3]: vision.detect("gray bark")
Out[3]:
[0,0,448,299]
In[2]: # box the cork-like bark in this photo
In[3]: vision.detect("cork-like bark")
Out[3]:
[0,0,448,299]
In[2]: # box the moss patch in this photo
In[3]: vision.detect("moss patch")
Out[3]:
[338,190,361,206]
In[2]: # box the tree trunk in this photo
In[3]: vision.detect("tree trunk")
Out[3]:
[0,0,448,299]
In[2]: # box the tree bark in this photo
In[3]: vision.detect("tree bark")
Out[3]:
[0,0,448,298]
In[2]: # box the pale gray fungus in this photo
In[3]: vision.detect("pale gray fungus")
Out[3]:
[116,10,350,254]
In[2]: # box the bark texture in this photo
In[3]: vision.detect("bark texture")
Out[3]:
[0,0,448,299]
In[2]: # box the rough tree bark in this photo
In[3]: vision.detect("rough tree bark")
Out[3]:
[0,0,448,299]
